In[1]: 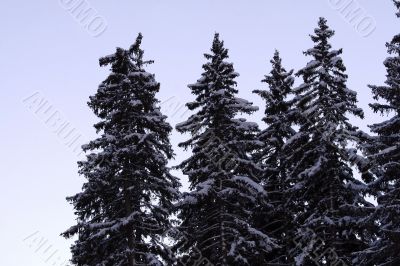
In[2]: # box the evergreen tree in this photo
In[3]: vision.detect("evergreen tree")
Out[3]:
[395,0,400,16]
[253,50,297,264]
[284,18,372,265]
[62,34,181,266]
[175,33,277,265]
[356,2,400,264]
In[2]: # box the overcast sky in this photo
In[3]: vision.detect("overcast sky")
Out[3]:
[1,1,398,265]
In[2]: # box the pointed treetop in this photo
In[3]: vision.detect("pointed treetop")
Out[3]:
[272,50,281,64]
[254,49,294,127]
[212,32,223,51]
[206,32,229,60]
[253,50,294,126]
[262,50,294,89]
[129,32,143,58]
[270,50,284,72]
[301,17,338,61]
[129,32,154,69]
[318,17,328,27]
[316,16,334,36]
[99,33,153,72]
[310,17,335,45]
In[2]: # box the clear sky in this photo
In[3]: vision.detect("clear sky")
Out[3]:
[1,0,398,265]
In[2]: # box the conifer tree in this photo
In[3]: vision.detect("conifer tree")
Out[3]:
[395,0,400,16]
[253,50,296,264]
[62,34,180,266]
[175,33,277,265]
[356,2,400,264]
[284,18,372,265]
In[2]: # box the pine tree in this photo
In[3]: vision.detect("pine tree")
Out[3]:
[62,34,181,266]
[253,50,297,264]
[395,0,400,16]
[356,2,400,264]
[284,18,373,265]
[175,33,277,265]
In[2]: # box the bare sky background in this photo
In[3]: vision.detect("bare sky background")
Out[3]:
[1,1,398,265]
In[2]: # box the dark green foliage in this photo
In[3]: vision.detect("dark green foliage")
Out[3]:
[63,34,180,266]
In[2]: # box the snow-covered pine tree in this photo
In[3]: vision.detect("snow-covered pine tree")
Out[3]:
[253,50,297,264]
[395,0,400,16]
[175,33,277,265]
[283,18,373,265]
[62,34,180,266]
[356,2,400,264]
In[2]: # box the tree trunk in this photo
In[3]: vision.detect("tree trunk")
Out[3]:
[125,179,136,266]
[219,178,228,266]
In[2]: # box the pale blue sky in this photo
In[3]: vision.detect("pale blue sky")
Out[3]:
[1,1,398,265]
